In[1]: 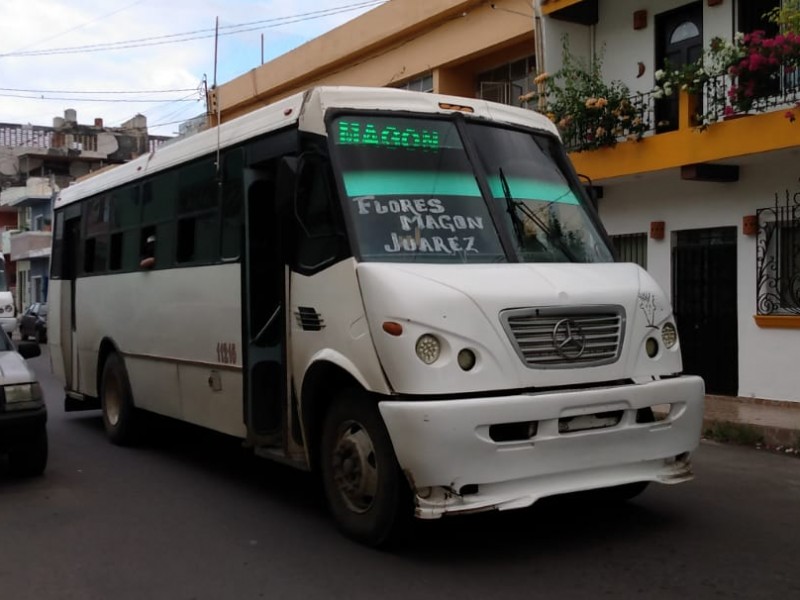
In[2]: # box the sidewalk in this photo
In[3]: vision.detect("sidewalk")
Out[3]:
[703,395,800,448]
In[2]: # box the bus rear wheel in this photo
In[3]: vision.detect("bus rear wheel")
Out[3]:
[101,353,139,446]
[320,389,409,547]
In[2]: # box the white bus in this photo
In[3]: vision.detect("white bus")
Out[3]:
[50,86,704,545]
[0,256,16,334]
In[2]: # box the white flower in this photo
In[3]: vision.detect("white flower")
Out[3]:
[735,31,745,43]
[655,69,666,81]
[653,90,664,99]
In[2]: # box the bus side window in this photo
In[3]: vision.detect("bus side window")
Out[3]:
[139,226,157,269]
[293,153,345,273]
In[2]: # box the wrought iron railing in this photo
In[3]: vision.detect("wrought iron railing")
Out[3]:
[757,186,800,315]
[561,90,657,153]
[703,66,800,123]
[559,65,799,153]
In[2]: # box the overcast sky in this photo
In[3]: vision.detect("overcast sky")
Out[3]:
[0,0,384,136]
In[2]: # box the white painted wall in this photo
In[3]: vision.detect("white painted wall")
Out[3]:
[599,149,800,403]
[539,0,735,94]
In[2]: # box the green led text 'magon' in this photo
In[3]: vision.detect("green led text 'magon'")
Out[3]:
[336,120,440,151]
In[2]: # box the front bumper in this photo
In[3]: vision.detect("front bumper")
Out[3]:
[0,406,47,450]
[0,316,16,333]
[379,376,704,519]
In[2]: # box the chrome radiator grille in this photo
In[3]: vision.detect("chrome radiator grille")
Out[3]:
[501,306,625,368]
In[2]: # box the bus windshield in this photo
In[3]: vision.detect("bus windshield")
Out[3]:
[329,114,613,264]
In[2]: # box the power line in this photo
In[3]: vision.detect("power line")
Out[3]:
[0,86,198,95]
[0,92,199,103]
[0,1,386,58]
[8,0,149,54]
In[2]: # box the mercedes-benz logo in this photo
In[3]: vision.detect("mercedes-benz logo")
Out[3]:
[552,319,587,359]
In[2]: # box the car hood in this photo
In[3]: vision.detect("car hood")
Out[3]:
[0,350,38,385]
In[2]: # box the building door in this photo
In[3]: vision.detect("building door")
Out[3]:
[655,2,703,131]
[672,227,738,396]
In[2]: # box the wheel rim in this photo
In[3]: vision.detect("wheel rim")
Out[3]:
[104,371,122,427]
[331,420,378,514]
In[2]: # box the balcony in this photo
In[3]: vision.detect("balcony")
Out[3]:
[10,230,51,262]
[567,68,800,183]
[0,177,56,208]
[558,31,800,181]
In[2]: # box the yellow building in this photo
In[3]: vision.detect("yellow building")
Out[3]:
[213,0,800,444]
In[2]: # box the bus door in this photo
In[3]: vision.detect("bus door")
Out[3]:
[242,160,291,445]
[58,208,82,392]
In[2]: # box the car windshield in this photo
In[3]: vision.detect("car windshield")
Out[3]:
[329,114,613,264]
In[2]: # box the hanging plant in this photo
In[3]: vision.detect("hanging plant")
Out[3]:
[524,37,649,152]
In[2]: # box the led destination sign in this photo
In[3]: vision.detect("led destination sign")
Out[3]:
[336,119,442,151]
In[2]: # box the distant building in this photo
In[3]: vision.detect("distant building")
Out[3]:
[0,110,171,311]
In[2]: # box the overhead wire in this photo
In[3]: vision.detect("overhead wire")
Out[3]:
[0,92,198,103]
[0,0,387,133]
[0,86,198,95]
[0,1,386,58]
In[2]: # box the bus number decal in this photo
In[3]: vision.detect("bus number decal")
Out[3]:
[216,342,237,365]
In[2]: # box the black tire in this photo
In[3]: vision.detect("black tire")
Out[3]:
[320,389,410,547]
[37,328,47,344]
[101,353,140,446]
[8,429,48,477]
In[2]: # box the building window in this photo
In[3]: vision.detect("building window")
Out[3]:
[757,200,800,315]
[395,74,433,93]
[611,233,648,269]
[477,55,537,107]
[670,21,701,44]
[738,0,780,36]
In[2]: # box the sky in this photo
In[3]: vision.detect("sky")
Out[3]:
[0,0,386,136]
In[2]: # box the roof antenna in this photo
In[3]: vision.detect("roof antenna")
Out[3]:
[213,16,221,177]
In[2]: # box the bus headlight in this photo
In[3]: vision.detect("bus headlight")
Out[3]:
[3,383,43,411]
[4,305,12,313]
[661,322,678,349]
[415,334,441,365]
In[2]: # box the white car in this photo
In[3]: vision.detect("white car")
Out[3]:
[0,328,47,476]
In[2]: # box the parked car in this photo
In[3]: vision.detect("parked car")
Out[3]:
[0,328,46,477]
[19,303,47,343]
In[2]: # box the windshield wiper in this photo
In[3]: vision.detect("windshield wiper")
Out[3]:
[498,168,579,263]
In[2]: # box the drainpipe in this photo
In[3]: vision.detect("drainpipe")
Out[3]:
[532,1,545,72]
[532,1,546,110]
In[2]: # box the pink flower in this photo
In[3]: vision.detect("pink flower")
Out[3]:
[785,111,797,123]
[724,106,735,117]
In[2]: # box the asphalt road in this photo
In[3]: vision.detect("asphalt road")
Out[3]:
[1,347,799,600]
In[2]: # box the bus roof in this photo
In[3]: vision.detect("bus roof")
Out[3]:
[55,86,559,210]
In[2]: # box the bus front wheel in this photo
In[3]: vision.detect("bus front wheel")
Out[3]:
[101,353,139,446]
[320,389,409,547]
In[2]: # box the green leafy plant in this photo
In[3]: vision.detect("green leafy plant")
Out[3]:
[525,37,649,152]
[652,36,746,129]
[766,0,800,34]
